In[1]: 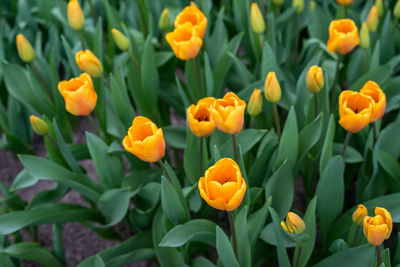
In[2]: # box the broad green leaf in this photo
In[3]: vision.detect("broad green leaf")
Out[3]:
[11,169,38,191]
[314,244,375,267]
[184,129,207,184]
[378,150,400,183]
[106,249,154,267]
[219,129,266,158]
[216,226,240,267]
[275,106,298,169]
[98,188,131,226]
[319,114,335,172]
[110,74,135,128]
[269,207,291,267]
[161,176,190,225]
[260,223,297,248]
[52,224,65,265]
[163,125,186,149]
[193,256,217,267]
[247,201,270,246]
[299,197,317,267]
[234,206,251,267]
[333,143,363,164]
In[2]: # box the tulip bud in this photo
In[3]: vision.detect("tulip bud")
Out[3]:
[394,0,400,19]
[264,72,281,103]
[16,34,35,63]
[30,115,49,136]
[359,22,370,49]
[375,0,384,17]
[367,5,379,32]
[310,1,316,13]
[281,212,306,234]
[247,89,262,116]
[292,0,305,14]
[159,8,170,31]
[352,204,367,225]
[250,3,265,34]
[273,0,284,6]
[68,0,85,31]
[190,1,197,7]
[363,207,392,246]
[306,65,324,94]
[111,29,130,51]
[75,50,103,78]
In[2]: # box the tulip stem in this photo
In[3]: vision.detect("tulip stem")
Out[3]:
[362,49,367,74]
[128,51,141,71]
[232,134,238,162]
[273,103,281,142]
[79,31,86,50]
[293,14,300,65]
[192,58,202,99]
[228,211,238,258]
[31,63,54,105]
[87,0,98,21]
[344,6,348,18]
[372,123,377,145]
[293,244,302,267]
[158,160,172,182]
[137,0,148,36]
[351,226,360,247]
[200,137,204,176]
[329,55,342,111]
[88,113,102,138]
[313,93,318,118]
[376,246,382,266]
[341,131,352,157]
[100,75,112,90]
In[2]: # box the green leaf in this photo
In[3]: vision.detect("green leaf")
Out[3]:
[234,207,251,267]
[1,242,62,267]
[11,169,38,191]
[275,106,298,169]
[319,114,335,172]
[98,188,131,226]
[333,143,363,164]
[260,223,297,248]
[193,256,217,267]
[269,207,291,267]
[219,129,267,158]
[184,129,207,184]
[378,150,400,183]
[316,156,345,241]
[314,244,375,267]
[299,196,317,267]
[159,219,216,247]
[110,74,135,128]
[161,176,190,225]
[106,249,154,267]
[247,201,270,246]
[163,125,186,149]
[86,132,123,187]
[216,226,240,267]
[349,65,392,91]
[0,203,103,235]
[52,224,65,265]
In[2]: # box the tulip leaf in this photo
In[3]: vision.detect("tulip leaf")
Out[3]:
[349,64,392,92]
[269,207,291,267]
[184,129,208,184]
[98,188,131,227]
[314,244,375,267]
[1,242,63,267]
[11,169,38,191]
[299,196,317,267]
[159,219,216,247]
[160,176,190,225]
[378,150,400,184]
[316,156,345,242]
[163,125,186,149]
[275,106,298,170]
[204,52,214,96]
[260,223,297,248]
[110,74,135,128]
[332,143,363,163]
[216,226,240,267]
[319,114,335,172]
[248,200,270,246]
[219,129,267,158]
[193,256,217,267]
[234,206,251,267]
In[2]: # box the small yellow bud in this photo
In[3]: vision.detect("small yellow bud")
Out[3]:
[375,0,384,17]
[367,5,379,32]
[247,89,262,116]
[306,65,324,94]
[310,1,316,13]
[16,34,35,63]
[264,72,281,103]
[111,29,130,51]
[292,0,305,14]
[30,115,49,136]
[352,204,367,225]
[190,1,197,7]
[159,8,170,31]
[250,3,265,34]
[273,0,284,6]
[394,0,400,19]
[359,22,370,49]
[281,212,306,234]
[68,0,85,31]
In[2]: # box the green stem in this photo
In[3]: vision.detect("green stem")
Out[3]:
[31,63,53,105]
[341,131,352,157]
[344,6,348,18]
[372,123,377,145]
[128,51,141,71]
[351,226,360,247]
[158,160,172,181]
[273,103,281,142]
[87,0,98,21]
[376,246,382,266]
[100,75,112,90]
[88,113,102,138]
[313,93,318,118]
[362,49,367,74]
[79,31,86,50]
[192,58,202,99]
[329,55,342,111]
[232,134,238,162]
[293,14,300,64]
[294,244,302,267]
[199,137,204,176]
[228,211,238,258]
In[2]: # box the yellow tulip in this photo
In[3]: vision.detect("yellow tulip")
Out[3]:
[67,0,84,31]
[352,204,368,225]
[247,89,262,116]
[187,97,216,138]
[250,3,265,34]
[16,34,35,63]
[367,6,379,32]
[264,72,281,103]
[111,28,130,51]
[281,212,306,234]
[306,65,324,94]
[363,207,392,246]
[75,50,104,78]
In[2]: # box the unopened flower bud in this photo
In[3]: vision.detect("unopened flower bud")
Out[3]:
[367,5,379,32]
[159,8,170,31]
[281,212,306,234]
[16,34,35,63]
[30,115,49,135]
[247,89,262,116]
[359,22,370,49]
[352,204,367,225]
[68,0,84,31]
[264,72,281,103]
[293,0,305,14]
[306,65,324,94]
[111,28,130,51]
[250,3,265,34]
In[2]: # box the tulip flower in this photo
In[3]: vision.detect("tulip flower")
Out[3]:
[247,89,262,117]
[264,72,282,140]
[187,97,216,138]
[75,50,104,78]
[16,34,35,63]
[306,65,324,94]
[174,6,207,39]
[159,8,170,31]
[336,0,354,6]
[352,204,368,225]
[111,29,130,51]
[198,158,247,211]
[360,81,386,123]
[363,207,392,244]
[68,0,84,31]
[122,116,165,163]
[375,0,383,17]
[395,0,400,20]
[166,23,203,61]
[58,73,97,116]
[367,6,379,33]
[30,115,49,136]
[250,3,265,34]
[359,22,370,49]
[292,0,305,14]
[327,19,359,55]
[281,212,306,234]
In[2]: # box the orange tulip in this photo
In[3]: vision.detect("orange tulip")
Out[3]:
[336,0,354,6]
[68,0,84,30]
[187,97,216,138]
[166,23,203,61]
[75,50,103,78]
[327,19,359,55]
[122,116,165,163]
[339,90,374,133]
[198,158,247,211]
[281,212,306,234]
[210,92,246,135]
[174,6,207,39]
[360,81,386,122]
[363,207,392,246]
[352,204,368,225]
[16,34,35,63]
[58,73,97,116]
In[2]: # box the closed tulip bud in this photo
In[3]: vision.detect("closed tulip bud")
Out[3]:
[250,3,265,34]
[395,0,400,19]
[352,204,367,225]
[75,50,103,78]
[363,207,392,246]
[30,115,48,136]
[359,22,370,49]
[367,6,379,32]
[198,158,247,211]
[310,1,316,12]
[327,19,359,55]
[360,81,386,122]
[292,0,305,13]
[281,212,306,234]
[375,0,384,17]
[68,0,84,31]
[122,116,165,163]
[306,65,324,94]
[159,8,170,31]
[336,0,354,5]
[264,72,281,103]
[16,34,35,63]
[247,89,262,116]
[273,0,284,6]
[111,29,130,51]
